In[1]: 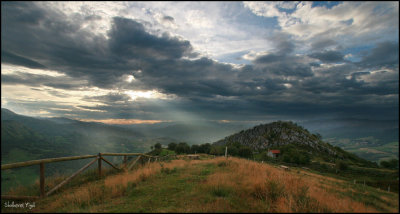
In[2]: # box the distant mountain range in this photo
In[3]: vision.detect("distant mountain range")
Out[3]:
[298,118,399,143]
[1,108,147,158]
[2,108,398,161]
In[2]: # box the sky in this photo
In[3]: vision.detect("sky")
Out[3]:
[1,1,399,126]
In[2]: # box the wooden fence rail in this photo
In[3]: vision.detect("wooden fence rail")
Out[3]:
[1,155,98,170]
[1,152,175,201]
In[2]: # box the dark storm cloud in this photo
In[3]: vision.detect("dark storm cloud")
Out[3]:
[250,34,313,77]
[108,17,196,60]
[308,50,345,63]
[310,38,337,51]
[2,2,198,89]
[1,51,46,69]
[2,2,115,87]
[83,93,132,104]
[267,32,296,56]
[1,2,398,122]
[163,15,174,22]
[253,54,313,77]
[1,72,85,90]
[357,41,399,69]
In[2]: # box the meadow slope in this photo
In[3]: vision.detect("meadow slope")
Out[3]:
[2,156,399,213]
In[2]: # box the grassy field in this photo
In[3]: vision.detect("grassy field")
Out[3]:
[2,156,399,213]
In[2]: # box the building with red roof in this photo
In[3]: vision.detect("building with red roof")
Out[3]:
[267,150,280,158]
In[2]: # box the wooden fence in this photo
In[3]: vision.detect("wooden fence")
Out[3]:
[1,152,181,200]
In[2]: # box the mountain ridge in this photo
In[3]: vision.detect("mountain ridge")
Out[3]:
[213,121,336,155]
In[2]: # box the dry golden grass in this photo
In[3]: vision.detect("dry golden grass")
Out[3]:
[104,159,189,195]
[200,157,380,213]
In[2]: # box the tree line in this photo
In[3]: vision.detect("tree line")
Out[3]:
[149,142,253,158]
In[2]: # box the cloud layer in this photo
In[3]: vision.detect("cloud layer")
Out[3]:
[1,2,398,124]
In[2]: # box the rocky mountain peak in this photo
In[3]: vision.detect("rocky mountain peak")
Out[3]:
[213,121,337,156]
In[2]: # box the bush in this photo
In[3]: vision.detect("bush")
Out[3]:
[336,160,348,171]
[211,185,231,197]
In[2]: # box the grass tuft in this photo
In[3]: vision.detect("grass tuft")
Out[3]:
[210,185,231,197]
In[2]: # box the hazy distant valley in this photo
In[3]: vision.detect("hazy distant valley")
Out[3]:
[2,108,398,162]
[1,108,398,193]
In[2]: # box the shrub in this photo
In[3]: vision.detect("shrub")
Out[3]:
[252,180,285,203]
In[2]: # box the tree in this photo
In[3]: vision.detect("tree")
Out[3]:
[292,153,300,164]
[154,143,162,150]
[238,146,252,158]
[210,145,224,156]
[228,146,239,156]
[168,142,177,151]
[191,144,200,154]
[380,159,399,169]
[175,142,190,154]
[299,153,310,165]
[388,159,399,169]
[198,143,211,154]
[283,154,291,163]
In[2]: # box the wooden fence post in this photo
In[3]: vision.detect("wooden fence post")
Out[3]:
[98,153,102,177]
[40,163,45,198]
